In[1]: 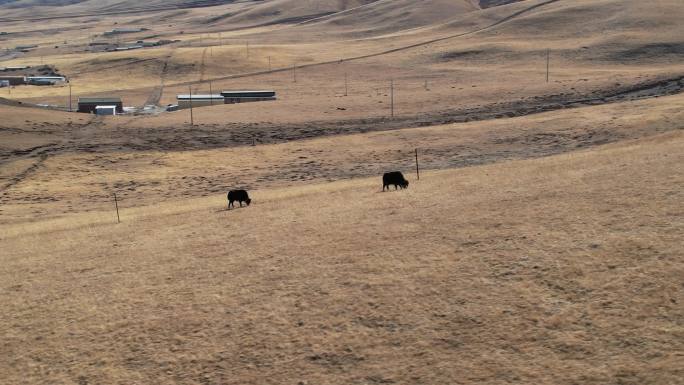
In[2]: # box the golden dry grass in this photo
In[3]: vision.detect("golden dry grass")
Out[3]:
[2,131,683,385]
[2,1,684,384]
[2,91,682,223]
[3,0,683,113]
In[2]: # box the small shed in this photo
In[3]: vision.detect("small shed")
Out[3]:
[0,76,26,86]
[78,97,123,114]
[14,45,38,50]
[95,106,117,116]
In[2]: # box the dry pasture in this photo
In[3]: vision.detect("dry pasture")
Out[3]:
[2,131,683,384]
[1,1,683,384]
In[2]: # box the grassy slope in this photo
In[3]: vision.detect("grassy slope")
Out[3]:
[4,0,682,105]
[1,131,682,385]
[1,1,683,384]
[2,92,682,222]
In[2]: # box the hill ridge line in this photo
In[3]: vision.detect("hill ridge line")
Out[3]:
[166,0,564,88]
[0,0,240,22]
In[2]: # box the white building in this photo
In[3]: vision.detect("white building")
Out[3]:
[26,76,67,85]
[177,94,225,109]
[103,28,146,36]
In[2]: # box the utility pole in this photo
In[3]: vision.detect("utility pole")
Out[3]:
[293,63,297,83]
[209,80,213,105]
[546,49,550,83]
[188,86,194,126]
[344,72,348,96]
[113,193,120,223]
[68,83,72,112]
[390,79,394,118]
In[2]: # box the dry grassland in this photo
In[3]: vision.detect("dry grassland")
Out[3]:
[2,92,683,223]
[1,132,682,385]
[4,0,683,112]
[1,1,683,384]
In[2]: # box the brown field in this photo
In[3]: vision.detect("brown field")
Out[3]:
[1,0,683,384]
[2,132,683,384]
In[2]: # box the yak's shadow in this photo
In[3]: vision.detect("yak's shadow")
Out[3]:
[215,205,251,213]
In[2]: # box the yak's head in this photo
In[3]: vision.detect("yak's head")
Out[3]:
[246,198,252,206]
[402,180,409,188]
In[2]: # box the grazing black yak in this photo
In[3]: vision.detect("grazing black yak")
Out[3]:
[383,171,409,191]
[227,189,251,209]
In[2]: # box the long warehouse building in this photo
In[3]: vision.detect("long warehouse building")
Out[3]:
[177,90,276,109]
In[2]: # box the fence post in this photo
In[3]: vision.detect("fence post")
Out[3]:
[546,48,550,83]
[188,86,194,125]
[390,79,394,118]
[114,193,120,223]
[415,148,420,180]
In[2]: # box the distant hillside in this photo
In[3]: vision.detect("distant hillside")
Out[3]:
[205,0,382,25]
[0,0,525,13]
[0,0,236,9]
[0,0,84,6]
[205,0,479,33]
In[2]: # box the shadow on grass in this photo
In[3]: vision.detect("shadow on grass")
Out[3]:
[215,205,251,213]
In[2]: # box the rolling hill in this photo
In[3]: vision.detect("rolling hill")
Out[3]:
[0,1,682,384]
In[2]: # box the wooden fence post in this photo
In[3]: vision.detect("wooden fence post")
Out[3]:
[415,148,420,180]
[114,193,120,223]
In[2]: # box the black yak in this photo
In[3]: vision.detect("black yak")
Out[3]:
[382,171,409,191]
[227,189,251,209]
